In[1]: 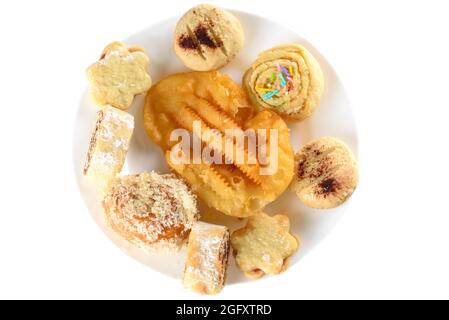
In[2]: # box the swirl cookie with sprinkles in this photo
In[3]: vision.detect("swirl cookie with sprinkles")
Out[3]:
[243,43,324,121]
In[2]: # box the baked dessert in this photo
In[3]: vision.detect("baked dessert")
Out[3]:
[183,222,230,295]
[291,137,358,209]
[231,212,299,279]
[143,71,294,217]
[86,41,152,110]
[102,171,199,252]
[174,4,244,71]
[83,105,134,191]
[243,43,324,121]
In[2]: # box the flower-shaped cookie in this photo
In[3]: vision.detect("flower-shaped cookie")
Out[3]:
[87,42,152,110]
[231,212,299,278]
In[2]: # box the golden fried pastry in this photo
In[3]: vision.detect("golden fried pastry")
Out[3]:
[231,212,299,279]
[183,222,230,295]
[174,4,244,71]
[143,71,294,217]
[243,43,324,121]
[103,171,199,252]
[291,137,358,209]
[86,41,152,109]
[84,105,134,191]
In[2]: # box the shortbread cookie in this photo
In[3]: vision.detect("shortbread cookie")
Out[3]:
[291,137,358,209]
[231,212,299,279]
[174,4,244,71]
[183,222,230,295]
[243,43,324,121]
[86,41,152,109]
[83,105,134,191]
[103,172,199,253]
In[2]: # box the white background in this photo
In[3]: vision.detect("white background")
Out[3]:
[0,0,448,299]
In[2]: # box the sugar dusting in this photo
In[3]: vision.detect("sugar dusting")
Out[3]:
[184,222,230,294]
[83,106,134,190]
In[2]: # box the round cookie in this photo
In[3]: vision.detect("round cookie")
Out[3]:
[243,43,324,121]
[174,4,244,71]
[291,137,358,209]
[103,171,199,252]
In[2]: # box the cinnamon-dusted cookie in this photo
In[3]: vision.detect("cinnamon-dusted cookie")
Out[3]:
[103,171,199,253]
[87,41,152,109]
[174,4,244,71]
[291,137,358,209]
[231,212,299,279]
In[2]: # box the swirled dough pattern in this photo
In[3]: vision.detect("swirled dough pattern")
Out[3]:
[243,43,324,121]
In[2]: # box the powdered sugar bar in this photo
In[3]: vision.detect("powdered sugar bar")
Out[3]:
[83,105,134,190]
[183,222,230,295]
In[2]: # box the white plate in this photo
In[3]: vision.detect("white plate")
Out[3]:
[73,10,358,286]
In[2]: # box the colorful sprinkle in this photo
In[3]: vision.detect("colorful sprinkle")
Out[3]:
[276,63,281,72]
[262,89,279,100]
[257,63,298,101]
[279,72,286,87]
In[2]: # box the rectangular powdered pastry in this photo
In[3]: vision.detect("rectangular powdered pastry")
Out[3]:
[83,105,134,190]
[183,221,230,295]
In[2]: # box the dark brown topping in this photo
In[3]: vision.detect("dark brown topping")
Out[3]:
[178,23,224,55]
[179,34,198,50]
[318,178,338,195]
[296,159,306,179]
[194,25,217,48]
[187,25,206,60]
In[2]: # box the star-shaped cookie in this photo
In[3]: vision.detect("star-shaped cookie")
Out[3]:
[87,42,152,110]
[231,212,299,278]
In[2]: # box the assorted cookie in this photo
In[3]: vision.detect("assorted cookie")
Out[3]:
[243,43,324,121]
[231,212,299,278]
[87,41,152,110]
[174,4,244,71]
[84,105,134,191]
[291,137,358,209]
[183,222,230,295]
[103,171,199,252]
[82,4,358,294]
